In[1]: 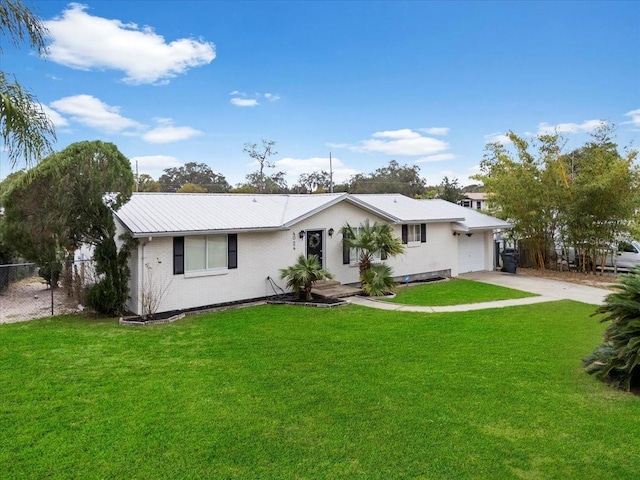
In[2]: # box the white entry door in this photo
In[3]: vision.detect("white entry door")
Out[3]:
[458,233,486,273]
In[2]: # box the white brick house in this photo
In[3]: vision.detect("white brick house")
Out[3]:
[114,193,510,315]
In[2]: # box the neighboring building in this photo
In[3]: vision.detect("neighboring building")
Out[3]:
[113,192,511,315]
[460,192,488,210]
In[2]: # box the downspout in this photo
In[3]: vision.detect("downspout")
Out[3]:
[139,237,151,315]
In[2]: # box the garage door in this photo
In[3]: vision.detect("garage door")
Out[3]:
[458,233,486,273]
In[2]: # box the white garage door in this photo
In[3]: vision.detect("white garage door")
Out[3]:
[458,233,486,273]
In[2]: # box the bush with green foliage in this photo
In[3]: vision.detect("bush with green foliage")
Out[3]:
[584,266,640,391]
[280,254,333,301]
[87,234,136,317]
[360,264,397,296]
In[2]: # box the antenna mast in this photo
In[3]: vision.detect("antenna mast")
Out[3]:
[329,152,334,193]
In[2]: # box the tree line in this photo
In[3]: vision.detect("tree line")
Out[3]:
[136,139,474,200]
[475,125,639,272]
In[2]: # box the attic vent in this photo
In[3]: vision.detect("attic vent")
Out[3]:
[393,199,397,203]
[252,197,257,203]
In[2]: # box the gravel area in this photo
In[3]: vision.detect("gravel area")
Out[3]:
[517,267,620,289]
[0,277,80,324]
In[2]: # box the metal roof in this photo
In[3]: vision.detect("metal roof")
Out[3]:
[114,193,510,238]
[114,193,350,237]
[420,199,511,231]
[352,194,465,223]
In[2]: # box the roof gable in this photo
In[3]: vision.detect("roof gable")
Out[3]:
[115,192,394,237]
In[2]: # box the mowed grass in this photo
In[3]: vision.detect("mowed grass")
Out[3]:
[2,302,640,479]
[387,278,537,306]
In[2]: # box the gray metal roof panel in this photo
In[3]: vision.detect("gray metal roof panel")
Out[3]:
[114,193,289,235]
[115,193,358,236]
[419,199,511,230]
[353,194,465,223]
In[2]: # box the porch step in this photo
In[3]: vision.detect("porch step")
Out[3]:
[312,280,342,290]
[312,280,363,299]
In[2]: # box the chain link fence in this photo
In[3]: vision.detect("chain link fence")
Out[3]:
[0,259,96,324]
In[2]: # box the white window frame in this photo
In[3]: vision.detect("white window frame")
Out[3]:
[184,235,228,276]
[407,224,422,245]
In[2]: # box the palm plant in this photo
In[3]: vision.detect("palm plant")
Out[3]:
[280,254,333,301]
[342,220,404,295]
[583,266,640,391]
[360,264,397,296]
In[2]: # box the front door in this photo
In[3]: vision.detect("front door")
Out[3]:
[306,230,324,266]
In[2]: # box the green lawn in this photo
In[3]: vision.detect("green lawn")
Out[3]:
[386,278,537,306]
[2,302,640,479]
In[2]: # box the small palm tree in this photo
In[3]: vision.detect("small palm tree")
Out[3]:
[583,266,640,391]
[342,220,404,294]
[280,254,333,301]
[360,264,397,296]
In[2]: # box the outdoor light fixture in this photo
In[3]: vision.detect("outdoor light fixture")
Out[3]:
[299,230,305,239]
[328,228,335,237]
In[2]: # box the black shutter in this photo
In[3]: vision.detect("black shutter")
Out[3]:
[173,237,184,275]
[420,223,426,243]
[401,224,408,244]
[228,234,238,269]
[343,239,350,265]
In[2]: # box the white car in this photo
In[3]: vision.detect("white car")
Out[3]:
[557,240,640,271]
[604,240,640,270]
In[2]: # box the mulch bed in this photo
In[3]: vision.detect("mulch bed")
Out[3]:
[266,294,348,308]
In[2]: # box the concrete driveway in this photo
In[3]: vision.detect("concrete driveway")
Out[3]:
[460,271,612,305]
[348,270,613,313]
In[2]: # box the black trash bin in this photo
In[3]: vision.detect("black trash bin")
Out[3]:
[501,248,518,273]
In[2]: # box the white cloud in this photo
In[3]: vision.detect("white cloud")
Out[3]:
[130,155,182,178]
[49,94,143,133]
[49,95,201,143]
[415,153,456,163]
[230,97,259,107]
[229,91,280,107]
[41,104,68,128]
[484,132,512,145]
[44,3,215,85]
[346,129,449,156]
[275,156,358,185]
[142,118,202,144]
[419,127,450,136]
[623,109,640,128]
[537,119,606,135]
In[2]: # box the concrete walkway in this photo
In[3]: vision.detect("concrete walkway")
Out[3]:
[347,270,613,313]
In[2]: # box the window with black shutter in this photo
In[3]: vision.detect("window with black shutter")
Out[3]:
[228,234,238,269]
[173,237,184,275]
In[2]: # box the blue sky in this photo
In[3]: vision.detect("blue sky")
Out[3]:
[2,0,639,187]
